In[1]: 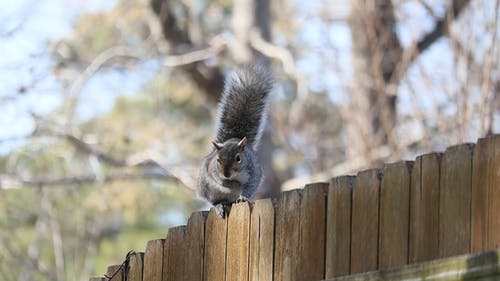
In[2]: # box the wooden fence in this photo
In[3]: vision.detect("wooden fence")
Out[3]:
[91,135,500,281]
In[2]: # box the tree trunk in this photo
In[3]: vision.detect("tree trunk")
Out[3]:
[346,0,471,166]
[346,0,401,165]
[232,0,281,198]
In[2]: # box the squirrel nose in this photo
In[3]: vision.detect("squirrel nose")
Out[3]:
[223,170,231,178]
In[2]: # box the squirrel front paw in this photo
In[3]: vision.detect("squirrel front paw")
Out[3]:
[235,196,249,203]
[214,203,231,218]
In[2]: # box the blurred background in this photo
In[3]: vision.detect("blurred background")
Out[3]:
[0,0,498,280]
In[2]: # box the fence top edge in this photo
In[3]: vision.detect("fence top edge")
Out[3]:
[382,160,414,173]
[445,142,475,151]
[167,225,187,234]
[304,181,329,190]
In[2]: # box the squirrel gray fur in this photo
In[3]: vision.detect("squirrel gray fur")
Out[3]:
[197,65,273,218]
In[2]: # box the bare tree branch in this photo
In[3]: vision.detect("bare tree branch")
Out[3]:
[1,170,179,189]
[64,46,145,125]
[62,134,126,166]
[2,128,193,189]
[413,0,471,64]
[150,0,225,102]
[163,34,227,67]
[480,0,499,135]
[249,30,308,100]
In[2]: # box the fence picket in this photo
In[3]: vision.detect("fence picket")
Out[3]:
[106,264,122,281]
[127,252,144,281]
[350,169,381,274]
[143,239,165,281]
[439,144,474,257]
[185,211,208,281]
[164,226,187,281]
[298,183,329,280]
[325,176,354,278]
[409,153,441,263]
[472,138,490,252]
[274,190,302,281]
[203,208,227,281]
[226,202,251,281]
[379,161,412,269]
[248,199,275,281]
[486,136,500,248]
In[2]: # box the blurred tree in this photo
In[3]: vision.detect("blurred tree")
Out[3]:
[346,0,471,165]
[0,0,498,280]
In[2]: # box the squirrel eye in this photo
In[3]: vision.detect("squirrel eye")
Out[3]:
[216,158,220,163]
[235,154,241,163]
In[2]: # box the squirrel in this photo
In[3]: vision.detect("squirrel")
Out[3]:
[197,65,273,218]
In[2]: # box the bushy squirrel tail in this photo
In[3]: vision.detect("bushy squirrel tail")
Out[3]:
[214,65,273,150]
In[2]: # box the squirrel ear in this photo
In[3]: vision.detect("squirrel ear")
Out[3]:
[238,137,247,150]
[212,141,223,150]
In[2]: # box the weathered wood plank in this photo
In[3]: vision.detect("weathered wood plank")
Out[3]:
[274,189,302,281]
[249,199,275,281]
[89,277,106,281]
[203,208,227,281]
[472,138,490,252]
[350,169,381,274]
[143,239,165,281]
[379,161,412,269]
[409,153,441,263]
[488,135,500,248]
[163,225,187,281]
[298,182,329,281]
[226,202,251,281]
[127,252,144,281]
[185,211,208,281]
[107,264,122,281]
[439,144,474,258]
[325,176,354,278]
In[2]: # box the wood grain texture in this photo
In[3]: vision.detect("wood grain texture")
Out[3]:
[89,277,106,281]
[143,239,165,281]
[350,169,381,274]
[409,153,441,263]
[439,144,474,258]
[487,135,500,248]
[471,138,490,252]
[107,264,122,281]
[163,226,187,281]
[226,202,251,281]
[298,182,329,281]
[274,189,302,281]
[379,161,412,269]
[325,176,354,278]
[185,211,208,281]
[249,199,275,281]
[127,252,144,281]
[203,208,227,281]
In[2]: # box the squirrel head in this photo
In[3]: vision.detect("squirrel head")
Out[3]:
[212,137,248,180]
